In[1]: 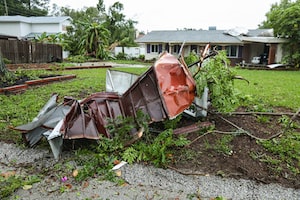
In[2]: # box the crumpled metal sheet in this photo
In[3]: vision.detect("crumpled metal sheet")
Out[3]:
[61,92,124,139]
[121,66,169,122]
[14,94,72,147]
[14,52,196,160]
[154,52,196,119]
[106,69,139,94]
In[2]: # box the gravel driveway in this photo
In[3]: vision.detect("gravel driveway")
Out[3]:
[1,142,299,200]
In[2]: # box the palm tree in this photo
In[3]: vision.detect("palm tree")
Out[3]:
[79,22,110,59]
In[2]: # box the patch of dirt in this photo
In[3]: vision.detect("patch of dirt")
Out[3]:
[0,63,61,88]
[170,107,300,189]
[6,63,59,71]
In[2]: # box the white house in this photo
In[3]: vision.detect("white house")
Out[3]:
[0,15,71,39]
[135,28,287,65]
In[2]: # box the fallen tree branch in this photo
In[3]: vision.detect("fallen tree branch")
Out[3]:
[218,108,300,140]
[183,108,300,143]
[184,131,211,148]
[283,108,300,133]
[185,130,241,148]
[124,127,144,147]
[226,111,300,117]
[218,115,266,140]
[219,115,284,140]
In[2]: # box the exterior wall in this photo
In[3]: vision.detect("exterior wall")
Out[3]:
[61,20,71,33]
[145,52,160,60]
[0,22,22,37]
[242,44,251,63]
[275,44,284,63]
[145,43,241,66]
[117,42,284,64]
[0,19,71,38]
[31,23,60,33]
[20,22,31,37]
[114,47,145,58]
[140,42,283,65]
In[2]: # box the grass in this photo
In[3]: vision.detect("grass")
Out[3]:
[234,69,300,110]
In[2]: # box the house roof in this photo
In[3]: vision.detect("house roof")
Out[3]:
[136,29,280,44]
[136,30,241,44]
[0,34,18,40]
[239,36,287,44]
[0,15,71,24]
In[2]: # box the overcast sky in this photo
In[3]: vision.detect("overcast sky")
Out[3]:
[50,0,281,32]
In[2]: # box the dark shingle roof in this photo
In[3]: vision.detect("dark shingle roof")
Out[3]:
[136,29,274,44]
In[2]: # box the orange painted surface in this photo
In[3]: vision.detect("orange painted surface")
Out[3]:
[154,52,196,118]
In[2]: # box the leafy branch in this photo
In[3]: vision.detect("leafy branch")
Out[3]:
[191,50,241,113]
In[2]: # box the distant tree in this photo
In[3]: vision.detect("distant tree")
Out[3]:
[61,7,109,57]
[96,0,106,13]
[104,2,137,46]
[58,1,138,59]
[49,3,61,16]
[260,0,300,67]
[0,0,49,16]
[78,22,110,59]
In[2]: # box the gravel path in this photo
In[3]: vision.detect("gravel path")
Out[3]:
[1,142,299,200]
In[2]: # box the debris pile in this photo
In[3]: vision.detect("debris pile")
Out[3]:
[14,52,206,160]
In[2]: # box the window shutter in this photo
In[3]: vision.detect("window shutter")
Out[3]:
[166,44,169,52]
[238,46,243,57]
[147,44,150,53]
[159,44,162,53]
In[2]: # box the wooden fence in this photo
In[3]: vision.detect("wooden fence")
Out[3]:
[0,40,62,64]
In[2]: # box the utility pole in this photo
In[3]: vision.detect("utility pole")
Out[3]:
[4,0,8,16]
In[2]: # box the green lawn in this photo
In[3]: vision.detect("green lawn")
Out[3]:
[234,69,300,110]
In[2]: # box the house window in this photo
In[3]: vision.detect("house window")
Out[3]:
[147,44,162,53]
[151,44,159,53]
[214,45,223,51]
[62,25,67,31]
[190,45,198,53]
[225,45,238,57]
[173,45,181,54]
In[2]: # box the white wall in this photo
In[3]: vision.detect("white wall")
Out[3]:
[32,23,59,33]
[0,23,22,37]
[114,47,145,58]
[20,22,31,36]
[0,19,71,38]
[275,44,284,63]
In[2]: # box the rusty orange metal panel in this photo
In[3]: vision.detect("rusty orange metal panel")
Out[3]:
[121,66,168,122]
[61,92,124,139]
[154,52,196,118]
